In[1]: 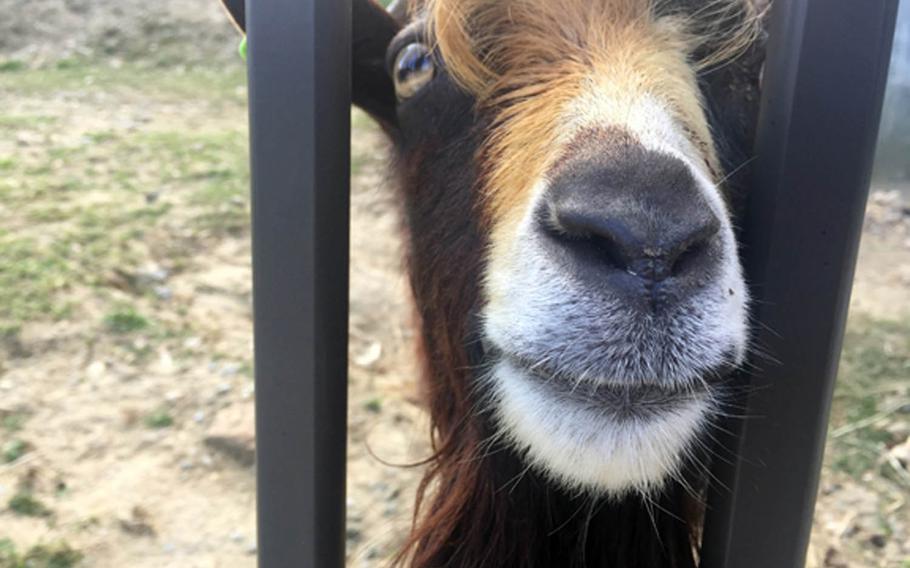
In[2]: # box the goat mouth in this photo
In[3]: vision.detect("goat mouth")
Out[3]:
[498,352,730,420]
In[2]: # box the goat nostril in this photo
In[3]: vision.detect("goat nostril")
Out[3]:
[543,203,720,282]
[670,239,708,277]
[545,208,638,271]
[543,224,630,271]
[589,232,631,271]
[668,218,720,278]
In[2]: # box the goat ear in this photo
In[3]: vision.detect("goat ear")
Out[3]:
[353,0,401,128]
[218,0,245,33]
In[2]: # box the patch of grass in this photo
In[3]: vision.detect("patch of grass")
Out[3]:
[32,204,169,289]
[20,542,82,568]
[0,63,251,332]
[1,412,28,433]
[237,361,254,378]
[55,58,80,70]
[364,398,383,413]
[8,492,52,518]
[0,237,73,325]
[76,206,169,232]
[2,440,29,464]
[80,129,250,235]
[0,60,25,73]
[82,130,117,144]
[0,539,18,567]
[144,409,174,429]
[103,308,149,334]
[0,324,20,340]
[0,539,82,568]
[25,206,70,224]
[829,316,910,478]
[145,131,247,183]
[0,62,246,103]
[0,115,57,130]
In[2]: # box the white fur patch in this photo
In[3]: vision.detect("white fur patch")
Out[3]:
[486,359,711,495]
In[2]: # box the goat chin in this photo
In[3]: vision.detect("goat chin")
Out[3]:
[482,358,714,496]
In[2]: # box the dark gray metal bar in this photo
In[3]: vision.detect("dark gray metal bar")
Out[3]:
[246,0,351,566]
[701,1,899,567]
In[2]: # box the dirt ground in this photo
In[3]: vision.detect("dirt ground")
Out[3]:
[0,2,907,567]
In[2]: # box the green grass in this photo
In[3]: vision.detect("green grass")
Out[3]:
[1,412,28,433]
[8,492,52,518]
[0,237,73,323]
[829,316,910,479]
[0,60,26,73]
[103,308,150,334]
[144,409,174,429]
[25,206,70,224]
[0,539,16,565]
[2,440,29,464]
[0,62,260,333]
[20,543,82,568]
[0,61,245,103]
[0,115,57,130]
[0,539,82,568]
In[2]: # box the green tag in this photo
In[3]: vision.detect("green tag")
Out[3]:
[239,37,248,61]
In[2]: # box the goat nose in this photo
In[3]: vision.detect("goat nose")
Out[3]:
[552,208,721,282]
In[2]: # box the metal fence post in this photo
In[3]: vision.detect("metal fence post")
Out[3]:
[246,0,351,566]
[700,1,899,567]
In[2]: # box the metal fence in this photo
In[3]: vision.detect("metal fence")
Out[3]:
[247,1,350,565]
[701,1,899,566]
[244,0,899,566]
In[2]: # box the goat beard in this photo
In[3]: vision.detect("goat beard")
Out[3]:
[394,304,708,568]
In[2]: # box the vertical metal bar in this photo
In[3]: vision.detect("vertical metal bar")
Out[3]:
[247,0,351,566]
[700,1,898,567]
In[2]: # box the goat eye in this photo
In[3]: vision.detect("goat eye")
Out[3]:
[393,43,435,100]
